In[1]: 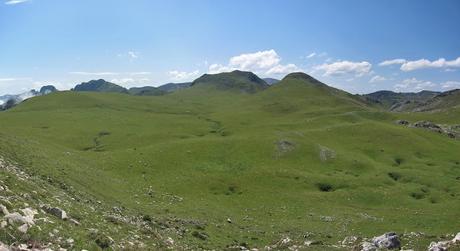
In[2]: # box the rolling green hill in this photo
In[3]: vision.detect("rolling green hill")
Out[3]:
[0,72,459,250]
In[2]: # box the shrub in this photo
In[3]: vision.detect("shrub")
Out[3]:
[316,183,334,192]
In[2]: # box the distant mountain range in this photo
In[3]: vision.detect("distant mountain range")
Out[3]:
[190,70,269,93]
[0,85,58,110]
[363,89,460,112]
[263,78,280,85]
[1,71,459,112]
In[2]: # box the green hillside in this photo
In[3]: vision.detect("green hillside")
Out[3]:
[0,73,459,250]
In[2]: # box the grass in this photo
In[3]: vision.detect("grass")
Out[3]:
[0,75,459,250]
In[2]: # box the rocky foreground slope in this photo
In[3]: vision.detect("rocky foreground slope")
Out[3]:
[1,155,460,250]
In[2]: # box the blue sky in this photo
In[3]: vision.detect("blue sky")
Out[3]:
[1,0,459,94]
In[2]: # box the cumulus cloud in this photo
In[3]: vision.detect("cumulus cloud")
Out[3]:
[394,78,436,92]
[167,70,200,81]
[379,59,407,66]
[5,0,28,5]
[314,60,372,77]
[207,49,300,76]
[369,75,386,83]
[229,50,280,69]
[400,57,460,71]
[110,78,150,85]
[440,81,460,90]
[306,52,316,58]
[266,64,301,75]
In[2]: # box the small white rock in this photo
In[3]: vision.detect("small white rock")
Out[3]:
[17,224,29,233]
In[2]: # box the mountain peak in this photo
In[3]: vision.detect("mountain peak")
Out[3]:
[39,85,58,95]
[283,72,322,84]
[73,79,128,93]
[191,70,268,93]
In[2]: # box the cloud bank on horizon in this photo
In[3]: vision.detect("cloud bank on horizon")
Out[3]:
[0,0,459,95]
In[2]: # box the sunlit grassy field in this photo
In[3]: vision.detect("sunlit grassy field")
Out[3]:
[1,74,459,249]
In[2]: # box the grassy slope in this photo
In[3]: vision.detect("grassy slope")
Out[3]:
[0,76,459,250]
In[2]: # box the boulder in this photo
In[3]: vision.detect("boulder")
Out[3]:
[453,232,460,243]
[396,120,410,126]
[372,232,401,249]
[42,206,67,220]
[342,236,359,246]
[0,242,10,251]
[20,208,37,225]
[413,121,443,133]
[0,205,9,215]
[428,241,449,251]
[4,212,27,225]
[17,224,28,233]
[361,241,377,251]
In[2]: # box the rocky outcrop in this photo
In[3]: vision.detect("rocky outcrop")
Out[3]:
[359,232,401,250]
[1,206,38,234]
[395,120,460,139]
[428,232,460,251]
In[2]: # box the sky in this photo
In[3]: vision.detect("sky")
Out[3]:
[1,0,460,95]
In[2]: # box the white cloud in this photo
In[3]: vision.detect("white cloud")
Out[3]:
[207,49,300,76]
[128,51,139,59]
[0,77,30,82]
[394,78,436,92]
[229,49,280,70]
[306,52,327,59]
[110,78,151,85]
[265,64,301,75]
[117,51,140,61]
[440,81,460,90]
[69,71,119,76]
[167,70,200,81]
[5,0,28,5]
[400,57,460,71]
[379,59,407,66]
[129,72,151,76]
[208,64,232,74]
[314,60,372,77]
[369,75,386,83]
[69,71,150,76]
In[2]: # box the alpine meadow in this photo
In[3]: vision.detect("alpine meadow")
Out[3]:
[1,1,460,251]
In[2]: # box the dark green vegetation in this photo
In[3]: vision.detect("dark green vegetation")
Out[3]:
[0,71,459,250]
